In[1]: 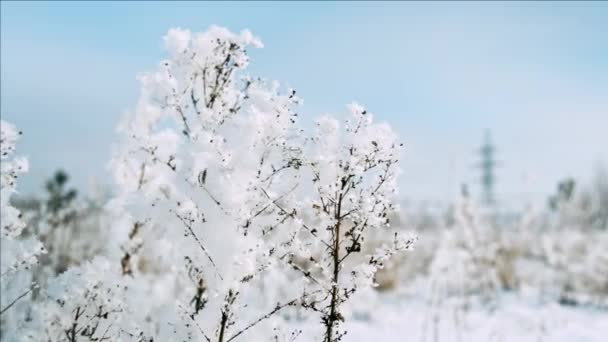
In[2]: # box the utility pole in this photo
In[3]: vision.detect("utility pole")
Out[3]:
[476,130,499,205]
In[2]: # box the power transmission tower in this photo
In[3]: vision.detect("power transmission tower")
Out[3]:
[476,130,499,205]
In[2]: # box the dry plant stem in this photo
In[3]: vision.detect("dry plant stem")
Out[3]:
[218,311,229,342]
[325,193,343,342]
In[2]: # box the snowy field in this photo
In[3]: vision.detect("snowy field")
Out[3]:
[343,292,608,342]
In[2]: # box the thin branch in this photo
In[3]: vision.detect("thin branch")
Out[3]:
[339,208,357,220]
[227,292,318,342]
[286,258,327,290]
[0,287,31,315]
[371,161,395,196]
[174,105,192,136]
[178,304,212,342]
[175,213,224,281]
[201,185,222,206]
[260,188,332,249]
[137,163,146,190]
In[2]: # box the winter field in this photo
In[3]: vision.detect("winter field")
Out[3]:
[346,292,608,342]
[2,3,608,341]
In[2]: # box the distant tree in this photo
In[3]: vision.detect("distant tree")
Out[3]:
[44,170,77,214]
[548,177,576,211]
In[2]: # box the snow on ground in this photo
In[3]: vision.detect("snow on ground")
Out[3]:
[340,291,608,342]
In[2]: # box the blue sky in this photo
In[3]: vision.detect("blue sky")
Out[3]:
[1,1,607,203]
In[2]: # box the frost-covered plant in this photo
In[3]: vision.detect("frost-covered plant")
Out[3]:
[276,104,415,341]
[106,25,414,342]
[538,225,608,306]
[2,26,412,342]
[107,26,314,341]
[429,188,502,302]
[548,171,608,231]
[0,120,45,337]
[18,257,126,342]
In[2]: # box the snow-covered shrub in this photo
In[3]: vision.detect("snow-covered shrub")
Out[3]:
[273,103,416,341]
[548,171,608,231]
[536,227,608,307]
[104,26,413,342]
[104,26,324,341]
[19,258,127,342]
[429,191,503,303]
